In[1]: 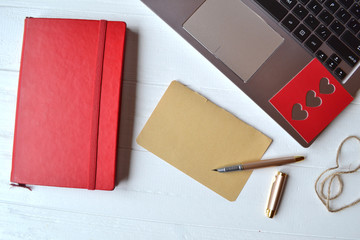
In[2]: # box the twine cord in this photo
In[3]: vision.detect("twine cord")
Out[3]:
[315,136,360,212]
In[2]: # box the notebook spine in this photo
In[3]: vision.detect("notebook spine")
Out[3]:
[10,18,30,183]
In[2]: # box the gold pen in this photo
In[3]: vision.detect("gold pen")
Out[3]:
[213,156,305,172]
[266,171,288,218]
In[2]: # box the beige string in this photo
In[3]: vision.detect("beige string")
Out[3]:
[315,136,360,212]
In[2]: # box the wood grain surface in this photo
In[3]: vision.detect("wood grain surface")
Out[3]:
[1,1,360,239]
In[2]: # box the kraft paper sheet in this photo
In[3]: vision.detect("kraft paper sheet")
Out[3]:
[137,81,272,201]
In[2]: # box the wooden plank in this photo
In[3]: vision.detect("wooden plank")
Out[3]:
[2,202,352,240]
[0,0,149,16]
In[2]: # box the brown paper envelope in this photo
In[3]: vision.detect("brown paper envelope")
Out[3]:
[136,81,272,201]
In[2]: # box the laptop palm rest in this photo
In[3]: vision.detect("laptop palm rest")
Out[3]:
[183,0,284,82]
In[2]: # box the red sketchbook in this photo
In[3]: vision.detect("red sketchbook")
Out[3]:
[11,18,126,190]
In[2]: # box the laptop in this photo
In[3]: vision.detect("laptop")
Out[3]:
[141,0,360,147]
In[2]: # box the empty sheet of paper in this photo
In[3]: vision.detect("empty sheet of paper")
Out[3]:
[136,81,272,201]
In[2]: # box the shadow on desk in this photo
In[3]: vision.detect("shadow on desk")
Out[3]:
[116,29,139,185]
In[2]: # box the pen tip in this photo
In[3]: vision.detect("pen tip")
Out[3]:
[212,169,218,171]
[295,156,305,162]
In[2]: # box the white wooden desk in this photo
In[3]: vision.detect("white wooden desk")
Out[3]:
[1,1,360,239]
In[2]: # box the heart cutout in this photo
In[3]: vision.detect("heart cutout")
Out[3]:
[319,77,335,94]
[292,103,308,121]
[306,90,322,107]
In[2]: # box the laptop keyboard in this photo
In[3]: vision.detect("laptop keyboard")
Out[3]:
[254,0,360,81]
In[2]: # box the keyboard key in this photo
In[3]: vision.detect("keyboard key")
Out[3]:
[305,35,323,52]
[307,0,323,15]
[293,4,309,19]
[341,30,360,55]
[325,0,340,13]
[330,53,342,63]
[281,0,298,10]
[347,18,360,33]
[330,20,346,35]
[336,8,352,23]
[282,14,300,31]
[327,35,359,66]
[254,0,288,21]
[319,10,335,25]
[316,24,332,40]
[350,3,360,18]
[304,14,320,30]
[294,24,311,42]
[339,0,354,9]
[326,58,338,69]
[299,0,310,4]
[316,50,328,61]
[335,67,347,79]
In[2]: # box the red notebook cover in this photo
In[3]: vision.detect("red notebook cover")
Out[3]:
[270,59,353,143]
[11,18,126,190]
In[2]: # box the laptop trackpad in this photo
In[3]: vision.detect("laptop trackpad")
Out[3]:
[183,0,284,82]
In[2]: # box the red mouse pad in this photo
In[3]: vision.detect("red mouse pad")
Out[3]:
[270,59,353,143]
